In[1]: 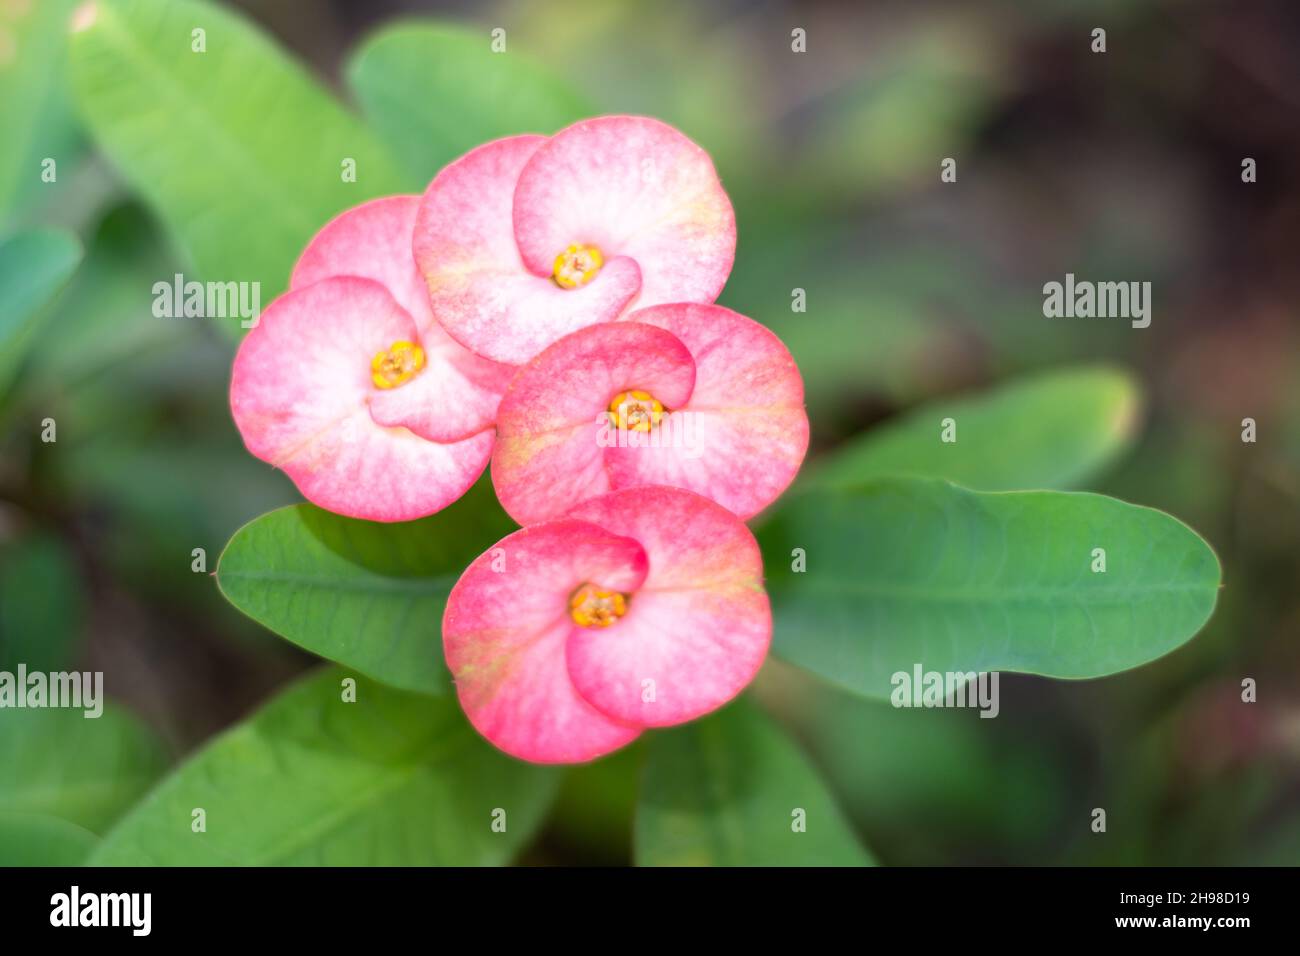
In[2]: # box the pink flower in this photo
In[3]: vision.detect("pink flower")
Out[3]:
[231,196,512,521]
[413,116,737,365]
[490,302,809,525]
[443,486,771,763]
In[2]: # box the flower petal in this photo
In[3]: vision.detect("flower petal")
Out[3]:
[564,487,771,726]
[443,519,648,763]
[513,116,736,312]
[291,195,435,331]
[491,322,696,525]
[365,345,509,444]
[414,134,641,365]
[230,277,491,521]
[291,194,512,442]
[605,303,809,518]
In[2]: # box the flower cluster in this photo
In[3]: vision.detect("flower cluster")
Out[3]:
[230,116,809,763]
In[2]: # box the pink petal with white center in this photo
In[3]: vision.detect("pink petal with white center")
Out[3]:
[291,194,512,442]
[512,116,736,312]
[365,343,508,444]
[291,195,434,330]
[230,277,491,522]
[414,134,642,365]
[564,487,771,726]
[443,520,648,763]
[604,302,809,519]
[491,323,696,525]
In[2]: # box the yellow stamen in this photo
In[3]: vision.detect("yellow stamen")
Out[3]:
[552,243,604,289]
[371,340,425,389]
[608,389,664,432]
[569,585,628,629]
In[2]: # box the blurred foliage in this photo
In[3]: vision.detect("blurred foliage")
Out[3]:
[0,704,168,838]
[0,812,98,866]
[0,0,86,231]
[637,696,874,866]
[69,0,406,340]
[811,365,1140,490]
[0,228,82,399]
[0,0,1296,866]
[756,659,1073,865]
[347,21,595,180]
[0,530,84,672]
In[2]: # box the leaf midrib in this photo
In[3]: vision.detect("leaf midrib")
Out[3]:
[1,773,156,816]
[776,578,1215,604]
[219,570,457,595]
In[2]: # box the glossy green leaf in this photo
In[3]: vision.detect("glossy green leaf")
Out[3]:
[347,21,593,181]
[636,698,873,866]
[495,2,762,188]
[68,0,406,339]
[0,703,168,834]
[0,228,82,396]
[0,812,98,866]
[814,366,1141,491]
[761,478,1221,699]
[89,667,560,865]
[0,532,85,672]
[216,481,514,695]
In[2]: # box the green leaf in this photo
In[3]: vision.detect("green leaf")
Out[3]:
[0,532,85,672]
[0,0,86,228]
[0,228,82,397]
[636,698,873,866]
[89,667,560,865]
[0,703,168,834]
[216,481,514,695]
[0,812,98,866]
[68,0,406,339]
[347,21,594,181]
[814,366,1141,491]
[761,478,1221,699]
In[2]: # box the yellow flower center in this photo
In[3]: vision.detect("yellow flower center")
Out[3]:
[552,243,604,289]
[569,584,628,629]
[371,340,425,389]
[608,389,664,432]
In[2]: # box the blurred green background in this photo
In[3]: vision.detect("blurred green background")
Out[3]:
[1,0,1298,865]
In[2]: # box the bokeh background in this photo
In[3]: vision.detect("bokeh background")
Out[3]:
[1,0,1298,865]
